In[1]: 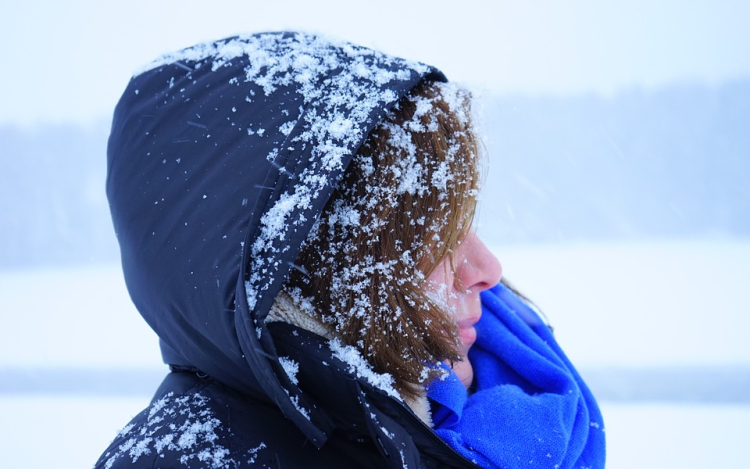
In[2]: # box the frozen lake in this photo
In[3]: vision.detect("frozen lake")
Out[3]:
[2,396,747,469]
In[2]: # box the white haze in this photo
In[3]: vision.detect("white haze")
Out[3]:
[1,1,749,468]
[1,0,749,126]
[2,244,749,468]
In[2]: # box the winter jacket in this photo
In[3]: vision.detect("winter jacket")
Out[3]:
[95,32,479,468]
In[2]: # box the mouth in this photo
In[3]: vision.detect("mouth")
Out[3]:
[458,324,477,350]
[457,313,481,349]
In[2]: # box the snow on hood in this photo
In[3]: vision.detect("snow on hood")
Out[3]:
[107,31,445,444]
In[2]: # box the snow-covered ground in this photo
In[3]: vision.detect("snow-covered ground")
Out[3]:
[1,239,749,468]
[2,396,747,469]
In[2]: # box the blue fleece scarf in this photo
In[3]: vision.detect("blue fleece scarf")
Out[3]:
[427,283,606,469]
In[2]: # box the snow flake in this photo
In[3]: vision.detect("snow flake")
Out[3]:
[330,338,400,400]
[278,356,300,385]
[144,33,430,318]
[287,393,310,420]
[279,120,296,136]
[247,443,267,464]
[137,34,479,417]
[117,423,135,437]
[101,392,257,469]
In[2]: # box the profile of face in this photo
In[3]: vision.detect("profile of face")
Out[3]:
[426,230,503,389]
[287,81,491,399]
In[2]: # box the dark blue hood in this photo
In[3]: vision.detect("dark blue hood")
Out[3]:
[107,32,445,445]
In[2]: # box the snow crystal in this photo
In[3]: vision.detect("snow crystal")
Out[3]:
[253,192,304,247]
[379,426,395,439]
[279,120,296,136]
[278,356,300,385]
[148,392,172,419]
[247,443,267,464]
[118,438,135,453]
[102,392,255,469]
[430,161,451,191]
[139,33,478,413]
[330,338,401,400]
[327,117,354,140]
[117,423,135,437]
[328,202,360,228]
[165,33,435,317]
[399,449,409,469]
[129,438,152,461]
[287,393,310,420]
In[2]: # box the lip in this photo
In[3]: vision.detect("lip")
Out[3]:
[457,310,481,329]
[458,324,477,349]
[457,312,481,348]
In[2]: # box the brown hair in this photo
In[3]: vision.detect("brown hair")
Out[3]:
[285,81,480,399]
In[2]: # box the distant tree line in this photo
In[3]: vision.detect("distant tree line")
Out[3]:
[477,79,750,245]
[1,80,749,268]
[0,120,118,268]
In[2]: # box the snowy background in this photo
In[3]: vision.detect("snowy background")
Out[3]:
[1,1,749,467]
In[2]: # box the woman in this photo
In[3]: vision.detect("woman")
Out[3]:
[97,32,604,468]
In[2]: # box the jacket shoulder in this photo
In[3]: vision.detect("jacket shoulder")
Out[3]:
[93,371,391,468]
[93,374,285,468]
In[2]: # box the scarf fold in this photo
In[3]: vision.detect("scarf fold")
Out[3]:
[427,283,606,469]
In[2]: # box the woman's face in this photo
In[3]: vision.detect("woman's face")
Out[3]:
[427,230,502,389]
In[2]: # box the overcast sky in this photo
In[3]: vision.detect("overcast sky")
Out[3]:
[1,0,749,126]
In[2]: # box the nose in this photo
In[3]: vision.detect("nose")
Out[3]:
[455,231,503,292]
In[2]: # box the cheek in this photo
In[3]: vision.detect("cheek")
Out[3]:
[426,261,454,295]
[451,292,478,320]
